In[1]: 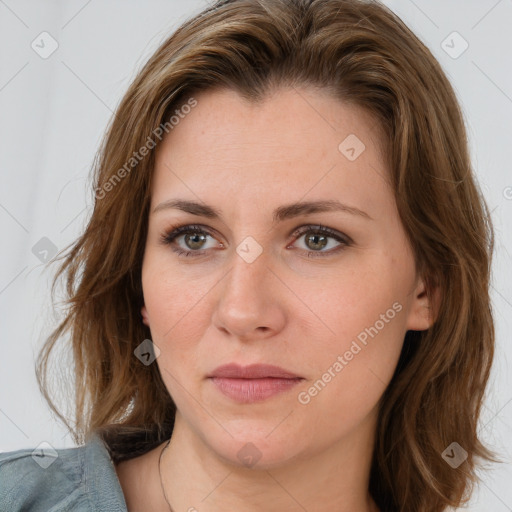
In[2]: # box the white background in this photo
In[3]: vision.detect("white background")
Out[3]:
[0,1,510,510]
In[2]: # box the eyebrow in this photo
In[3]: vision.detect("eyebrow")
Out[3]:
[152,199,372,222]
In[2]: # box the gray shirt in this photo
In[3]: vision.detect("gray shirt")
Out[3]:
[0,433,128,511]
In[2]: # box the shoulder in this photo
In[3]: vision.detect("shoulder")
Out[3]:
[0,433,127,511]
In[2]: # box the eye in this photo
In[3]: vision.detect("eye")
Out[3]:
[159,224,222,258]
[159,223,352,259]
[289,224,351,257]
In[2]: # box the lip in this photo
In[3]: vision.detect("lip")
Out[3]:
[208,363,302,379]
[208,364,304,403]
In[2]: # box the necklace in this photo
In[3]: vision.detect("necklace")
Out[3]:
[158,439,175,512]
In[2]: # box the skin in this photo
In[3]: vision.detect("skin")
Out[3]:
[115,86,436,512]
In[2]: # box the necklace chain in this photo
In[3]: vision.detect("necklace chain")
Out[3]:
[158,439,175,512]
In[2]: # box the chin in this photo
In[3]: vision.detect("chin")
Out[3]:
[205,427,305,471]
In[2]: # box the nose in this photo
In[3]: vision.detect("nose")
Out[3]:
[211,248,287,341]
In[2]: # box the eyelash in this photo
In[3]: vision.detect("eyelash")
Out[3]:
[159,223,352,259]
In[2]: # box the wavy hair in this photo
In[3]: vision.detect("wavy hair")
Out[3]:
[37,1,497,510]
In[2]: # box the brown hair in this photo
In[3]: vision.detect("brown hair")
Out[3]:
[37,0,497,510]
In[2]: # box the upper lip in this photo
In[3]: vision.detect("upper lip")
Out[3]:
[208,363,302,379]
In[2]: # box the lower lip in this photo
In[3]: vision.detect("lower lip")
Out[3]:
[209,377,303,403]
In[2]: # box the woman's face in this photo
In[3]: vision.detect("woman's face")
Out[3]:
[141,86,433,468]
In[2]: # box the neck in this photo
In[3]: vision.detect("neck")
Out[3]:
[159,411,379,512]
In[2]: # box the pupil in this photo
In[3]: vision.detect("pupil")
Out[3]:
[307,234,327,250]
[186,232,206,250]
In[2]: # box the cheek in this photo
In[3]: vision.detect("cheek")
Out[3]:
[316,255,410,343]
[142,253,210,337]
[302,285,406,394]
[141,256,220,388]
[294,290,406,442]
[297,250,413,404]
[142,269,207,402]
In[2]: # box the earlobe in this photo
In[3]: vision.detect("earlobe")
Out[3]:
[141,305,150,327]
[405,277,441,331]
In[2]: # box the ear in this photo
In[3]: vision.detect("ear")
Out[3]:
[141,305,150,327]
[405,275,441,331]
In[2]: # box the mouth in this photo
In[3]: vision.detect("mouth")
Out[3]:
[208,363,304,403]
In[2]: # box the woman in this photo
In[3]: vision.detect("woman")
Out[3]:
[0,0,497,511]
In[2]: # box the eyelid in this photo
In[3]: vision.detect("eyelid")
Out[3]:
[159,223,223,252]
[289,224,352,245]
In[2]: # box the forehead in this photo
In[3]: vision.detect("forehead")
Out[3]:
[151,86,392,219]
